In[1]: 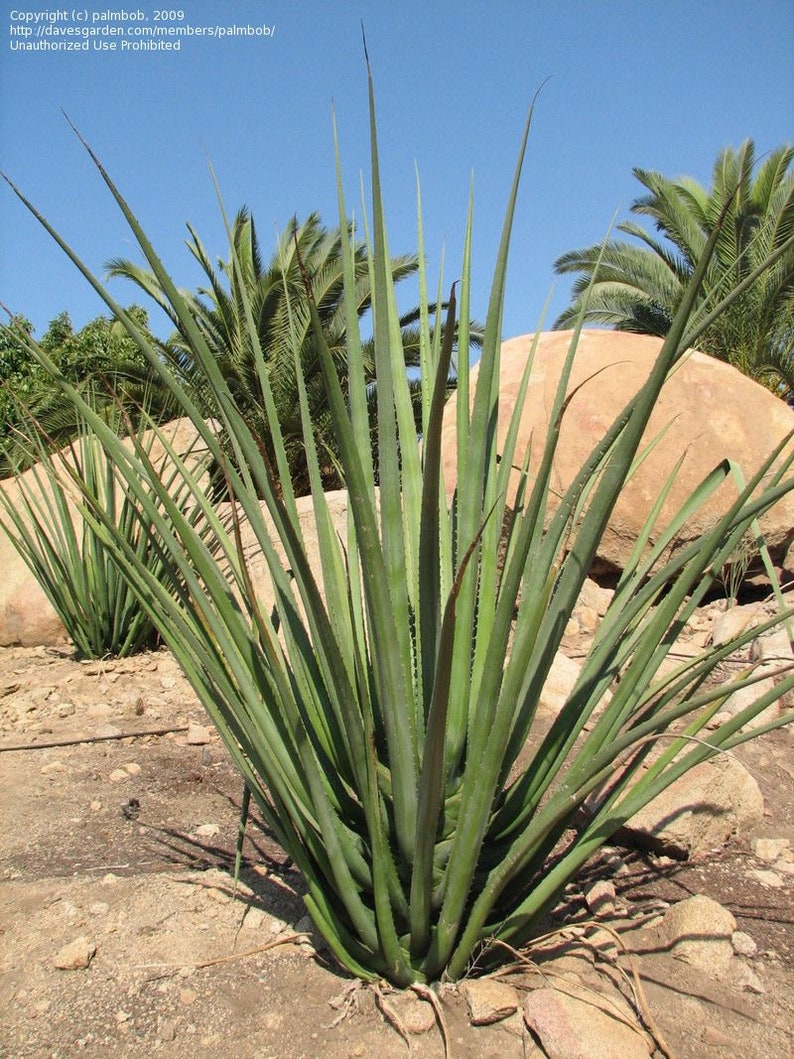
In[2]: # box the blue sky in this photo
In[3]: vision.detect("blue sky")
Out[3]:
[1,0,793,344]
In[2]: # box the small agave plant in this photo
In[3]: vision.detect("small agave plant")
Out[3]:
[0,413,211,658]
[3,61,794,985]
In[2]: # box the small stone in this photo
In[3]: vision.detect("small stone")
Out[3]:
[122,762,141,776]
[89,901,109,917]
[240,907,265,931]
[584,880,616,918]
[388,991,436,1034]
[91,721,120,738]
[622,754,764,858]
[57,702,76,718]
[108,768,129,784]
[752,837,791,862]
[578,578,614,617]
[115,1010,131,1023]
[89,800,102,812]
[159,1018,177,1042]
[662,895,736,975]
[718,678,780,730]
[179,988,197,1006]
[40,761,66,775]
[584,926,623,955]
[711,605,763,647]
[186,723,211,745]
[747,868,784,888]
[576,605,601,634]
[752,628,794,664]
[524,987,650,1058]
[195,823,220,838]
[461,978,519,1025]
[53,937,97,970]
[731,930,758,957]
[732,962,766,994]
[701,1025,735,1048]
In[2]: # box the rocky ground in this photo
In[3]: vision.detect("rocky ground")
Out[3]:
[1,591,794,1058]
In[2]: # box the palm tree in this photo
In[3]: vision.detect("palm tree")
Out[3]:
[553,141,794,396]
[109,209,471,493]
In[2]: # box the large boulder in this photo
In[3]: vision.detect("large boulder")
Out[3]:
[220,490,355,623]
[0,419,214,648]
[441,330,794,578]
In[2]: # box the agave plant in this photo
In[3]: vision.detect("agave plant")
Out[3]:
[4,66,794,985]
[0,413,210,659]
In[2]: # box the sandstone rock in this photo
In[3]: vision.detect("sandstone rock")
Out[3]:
[185,723,212,745]
[578,578,614,617]
[441,331,794,578]
[752,836,792,862]
[387,991,436,1034]
[523,987,651,1058]
[731,930,758,958]
[0,418,212,648]
[40,761,65,775]
[93,723,122,739]
[731,962,766,994]
[661,894,736,974]
[746,868,784,888]
[538,651,582,717]
[701,1025,736,1049]
[461,978,519,1024]
[752,627,794,665]
[538,650,611,720]
[158,1018,177,1042]
[0,574,66,648]
[573,605,601,636]
[711,604,766,647]
[53,936,97,971]
[87,703,113,719]
[584,879,616,918]
[225,489,356,623]
[718,676,781,730]
[621,754,764,858]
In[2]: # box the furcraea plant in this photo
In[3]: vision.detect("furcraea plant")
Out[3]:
[4,65,794,984]
[0,412,211,659]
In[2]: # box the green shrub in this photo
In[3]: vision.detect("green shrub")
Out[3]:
[4,71,794,983]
